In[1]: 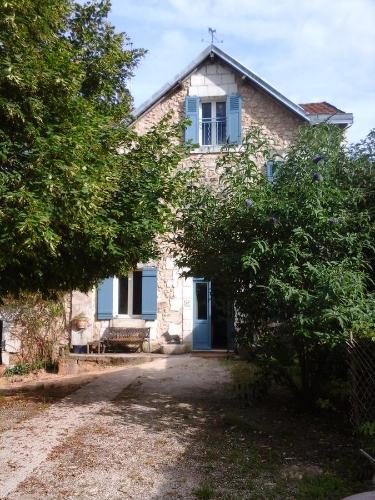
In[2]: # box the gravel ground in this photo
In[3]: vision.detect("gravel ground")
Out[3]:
[0,355,231,499]
[0,371,112,433]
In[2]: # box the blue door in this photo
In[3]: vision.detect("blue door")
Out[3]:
[193,279,211,350]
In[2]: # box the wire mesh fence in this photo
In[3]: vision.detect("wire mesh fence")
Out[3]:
[347,337,375,431]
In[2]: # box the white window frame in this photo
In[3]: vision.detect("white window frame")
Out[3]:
[199,98,227,147]
[113,271,142,318]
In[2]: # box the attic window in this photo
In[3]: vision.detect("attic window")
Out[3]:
[201,101,226,146]
[185,95,241,146]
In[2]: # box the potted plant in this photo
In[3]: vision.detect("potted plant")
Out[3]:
[72,313,89,330]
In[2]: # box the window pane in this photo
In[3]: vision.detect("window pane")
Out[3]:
[216,102,226,118]
[202,103,212,145]
[132,271,142,315]
[216,102,226,145]
[196,282,208,320]
[118,277,128,314]
[202,122,212,145]
[202,102,212,119]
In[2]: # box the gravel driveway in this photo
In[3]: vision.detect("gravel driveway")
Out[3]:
[0,355,231,499]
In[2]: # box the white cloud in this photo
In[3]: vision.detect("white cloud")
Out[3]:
[110,0,375,142]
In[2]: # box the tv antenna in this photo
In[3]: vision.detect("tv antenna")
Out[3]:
[201,27,223,47]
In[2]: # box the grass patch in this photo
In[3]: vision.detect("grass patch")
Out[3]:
[192,484,216,499]
[298,473,351,499]
[192,359,369,499]
[229,360,272,404]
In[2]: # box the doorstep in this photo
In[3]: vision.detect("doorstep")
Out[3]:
[58,352,167,375]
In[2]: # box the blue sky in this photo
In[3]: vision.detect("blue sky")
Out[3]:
[109,0,375,144]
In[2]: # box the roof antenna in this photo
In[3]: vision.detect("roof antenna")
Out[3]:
[201,27,223,57]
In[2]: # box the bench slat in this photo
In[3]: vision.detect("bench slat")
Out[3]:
[100,327,151,353]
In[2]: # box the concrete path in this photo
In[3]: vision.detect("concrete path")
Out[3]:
[0,355,230,499]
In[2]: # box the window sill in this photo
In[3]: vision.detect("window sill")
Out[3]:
[115,314,142,319]
[190,145,241,154]
[111,317,146,328]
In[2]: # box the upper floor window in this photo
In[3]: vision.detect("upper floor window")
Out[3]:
[201,101,227,146]
[185,95,241,147]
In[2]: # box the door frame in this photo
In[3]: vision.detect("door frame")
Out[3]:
[192,278,211,350]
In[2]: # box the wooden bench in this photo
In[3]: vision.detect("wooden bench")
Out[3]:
[86,340,104,354]
[101,327,151,353]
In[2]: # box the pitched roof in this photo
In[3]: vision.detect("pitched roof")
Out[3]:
[134,45,353,127]
[300,102,345,115]
[134,44,308,121]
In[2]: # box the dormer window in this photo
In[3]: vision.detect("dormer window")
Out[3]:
[185,95,242,147]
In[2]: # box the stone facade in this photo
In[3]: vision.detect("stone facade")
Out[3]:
[189,62,238,97]
[0,320,18,366]
[0,54,307,364]
[69,254,194,350]
[70,58,303,353]
[134,60,302,148]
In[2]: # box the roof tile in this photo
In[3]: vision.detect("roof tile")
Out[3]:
[299,102,345,115]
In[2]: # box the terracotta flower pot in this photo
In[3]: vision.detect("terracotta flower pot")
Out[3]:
[76,318,88,330]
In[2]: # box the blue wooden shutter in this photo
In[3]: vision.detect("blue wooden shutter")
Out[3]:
[266,160,274,182]
[185,96,199,144]
[141,267,157,320]
[97,278,113,320]
[226,95,242,144]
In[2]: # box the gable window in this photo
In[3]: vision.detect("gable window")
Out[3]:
[185,95,241,147]
[201,101,227,146]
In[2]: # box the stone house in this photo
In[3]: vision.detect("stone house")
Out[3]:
[0,45,353,363]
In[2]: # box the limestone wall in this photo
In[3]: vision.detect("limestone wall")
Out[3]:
[70,290,95,347]
[133,59,303,148]
[68,57,304,353]
[189,62,238,97]
[239,78,302,150]
[68,254,194,351]
[156,254,194,347]
[0,58,311,363]
[1,320,17,366]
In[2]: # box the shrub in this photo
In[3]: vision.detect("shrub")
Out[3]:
[3,363,32,377]
[175,124,375,408]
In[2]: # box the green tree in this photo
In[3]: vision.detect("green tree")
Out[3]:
[0,0,189,296]
[175,125,375,406]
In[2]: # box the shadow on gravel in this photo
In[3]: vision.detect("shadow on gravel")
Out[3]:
[0,375,96,400]
[93,357,366,500]
[0,374,100,432]
[3,356,367,499]
[95,357,233,499]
